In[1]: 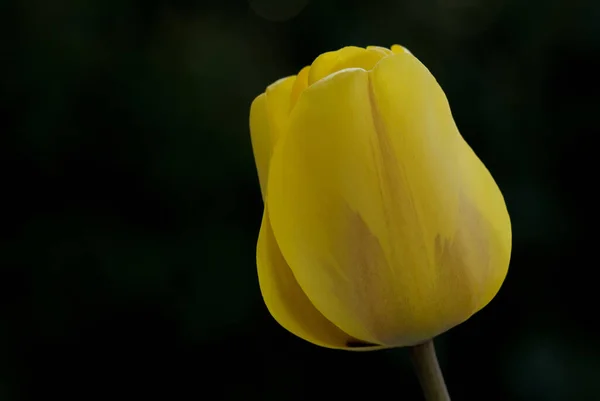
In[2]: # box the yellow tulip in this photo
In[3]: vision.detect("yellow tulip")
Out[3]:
[249,45,511,351]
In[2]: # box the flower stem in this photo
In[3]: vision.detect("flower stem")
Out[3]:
[410,339,451,401]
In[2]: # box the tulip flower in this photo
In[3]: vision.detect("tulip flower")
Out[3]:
[249,45,511,353]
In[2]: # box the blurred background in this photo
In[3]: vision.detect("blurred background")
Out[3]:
[1,0,598,400]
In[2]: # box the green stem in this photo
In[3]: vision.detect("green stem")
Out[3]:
[410,339,451,401]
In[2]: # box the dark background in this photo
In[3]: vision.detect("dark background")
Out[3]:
[1,0,598,400]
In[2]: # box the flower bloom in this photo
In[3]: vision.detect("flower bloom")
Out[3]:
[249,45,511,350]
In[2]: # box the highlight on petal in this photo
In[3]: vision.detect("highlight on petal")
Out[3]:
[257,210,385,351]
[366,46,393,57]
[267,53,511,347]
[249,76,296,199]
[307,46,387,85]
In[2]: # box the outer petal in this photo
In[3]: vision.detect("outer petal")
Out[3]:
[370,53,511,315]
[267,54,510,347]
[257,210,385,351]
[252,72,385,351]
[249,76,296,199]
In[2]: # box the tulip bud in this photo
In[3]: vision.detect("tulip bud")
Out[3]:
[249,45,511,350]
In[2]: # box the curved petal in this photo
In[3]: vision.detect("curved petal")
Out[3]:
[370,53,511,316]
[366,46,393,57]
[249,76,296,199]
[290,66,310,111]
[391,44,411,55]
[268,67,399,345]
[249,94,270,199]
[308,46,386,85]
[252,71,386,351]
[454,133,512,308]
[257,210,385,351]
[267,54,510,347]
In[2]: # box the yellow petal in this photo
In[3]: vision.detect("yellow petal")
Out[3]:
[455,134,512,307]
[307,46,386,85]
[249,94,270,199]
[391,44,412,55]
[370,53,511,313]
[290,66,310,111]
[249,76,296,199]
[257,210,385,351]
[366,46,393,57]
[267,54,510,347]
